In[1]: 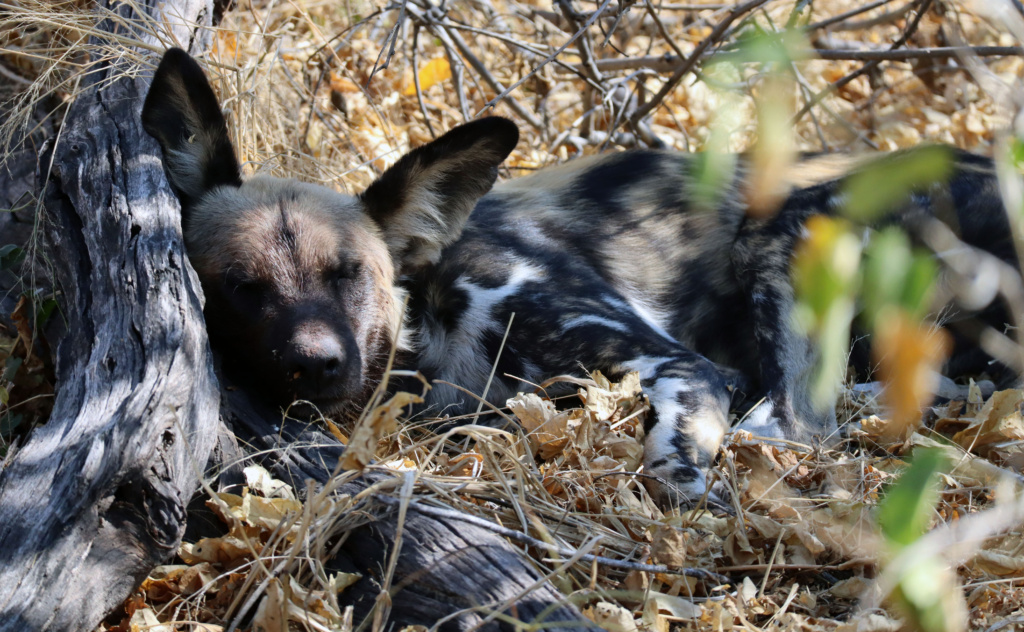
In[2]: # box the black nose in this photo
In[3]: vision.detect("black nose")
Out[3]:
[284,327,347,392]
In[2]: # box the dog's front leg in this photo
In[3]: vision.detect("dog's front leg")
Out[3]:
[506,297,737,508]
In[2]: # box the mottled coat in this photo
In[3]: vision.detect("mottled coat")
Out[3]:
[143,48,1014,505]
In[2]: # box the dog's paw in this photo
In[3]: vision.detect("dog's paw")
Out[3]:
[642,467,732,513]
[734,400,787,439]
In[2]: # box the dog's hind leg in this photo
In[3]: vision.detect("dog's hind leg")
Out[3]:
[731,209,840,444]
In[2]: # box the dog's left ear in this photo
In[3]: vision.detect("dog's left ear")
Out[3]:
[360,117,519,272]
[142,48,242,218]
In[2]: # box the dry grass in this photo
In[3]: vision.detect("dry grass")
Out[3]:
[3,0,1024,630]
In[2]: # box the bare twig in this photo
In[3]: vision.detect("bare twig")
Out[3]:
[470,0,614,123]
[805,0,903,32]
[366,0,408,87]
[407,2,544,129]
[410,26,436,139]
[791,0,935,126]
[627,0,770,138]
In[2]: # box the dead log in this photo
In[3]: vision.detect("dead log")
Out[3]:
[0,2,222,629]
[0,2,585,630]
[222,388,585,630]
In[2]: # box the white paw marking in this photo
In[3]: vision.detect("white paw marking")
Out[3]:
[734,400,786,439]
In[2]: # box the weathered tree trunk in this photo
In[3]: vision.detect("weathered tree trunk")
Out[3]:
[0,2,221,630]
[0,2,585,630]
[222,389,585,630]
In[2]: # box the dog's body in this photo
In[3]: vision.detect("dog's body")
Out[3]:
[143,49,1015,504]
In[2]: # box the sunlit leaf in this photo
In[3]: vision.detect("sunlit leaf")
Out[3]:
[895,555,968,632]
[872,309,951,440]
[841,146,954,222]
[792,216,862,407]
[212,31,238,59]
[901,254,938,321]
[878,448,947,547]
[403,57,451,95]
[692,63,743,210]
[1009,136,1024,169]
[862,228,912,329]
[862,228,938,327]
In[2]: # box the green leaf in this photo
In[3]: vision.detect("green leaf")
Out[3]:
[841,146,954,222]
[862,228,912,328]
[725,24,810,68]
[2,356,22,382]
[901,254,938,321]
[1009,137,1024,169]
[896,555,966,632]
[691,150,738,211]
[861,228,938,329]
[36,297,58,324]
[877,448,948,548]
[0,412,24,437]
[0,244,24,271]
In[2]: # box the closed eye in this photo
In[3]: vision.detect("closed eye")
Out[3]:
[224,273,268,309]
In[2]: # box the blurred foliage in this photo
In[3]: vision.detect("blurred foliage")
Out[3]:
[792,145,957,423]
[842,146,953,222]
[878,448,967,632]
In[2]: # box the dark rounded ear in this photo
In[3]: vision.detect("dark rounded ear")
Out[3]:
[142,48,241,218]
[360,117,519,272]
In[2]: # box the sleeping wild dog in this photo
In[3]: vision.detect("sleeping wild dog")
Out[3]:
[142,48,1016,506]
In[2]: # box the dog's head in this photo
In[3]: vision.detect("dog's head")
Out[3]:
[142,48,518,412]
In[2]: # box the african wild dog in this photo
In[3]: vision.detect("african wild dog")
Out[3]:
[142,48,1016,505]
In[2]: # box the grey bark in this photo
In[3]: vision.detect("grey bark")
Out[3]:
[0,1,222,630]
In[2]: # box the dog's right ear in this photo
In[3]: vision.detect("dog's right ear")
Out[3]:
[142,48,241,216]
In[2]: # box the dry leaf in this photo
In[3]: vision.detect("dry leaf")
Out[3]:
[128,608,173,632]
[952,390,1024,456]
[969,550,1024,576]
[252,577,287,632]
[341,392,422,471]
[584,602,638,632]
[873,311,951,441]
[835,613,902,632]
[244,464,295,499]
[828,576,872,600]
[650,525,687,567]
[403,58,452,95]
[642,591,701,631]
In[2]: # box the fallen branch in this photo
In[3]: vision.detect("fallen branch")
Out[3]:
[561,45,1024,74]
[372,494,731,585]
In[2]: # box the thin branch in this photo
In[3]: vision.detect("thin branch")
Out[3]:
[804,0,902,32]
[825,0,914,31]
[444,20,545,129]
[410,26,436,139]
[790,0,934,126]
[570,45,1024,73]
[406,2,544,130]
[366,0,408,87]
[471,0,614,122]
[557,0,604,84]
[627,0,770,135]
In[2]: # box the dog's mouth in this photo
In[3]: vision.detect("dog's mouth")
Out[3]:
[280,380,377,420]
